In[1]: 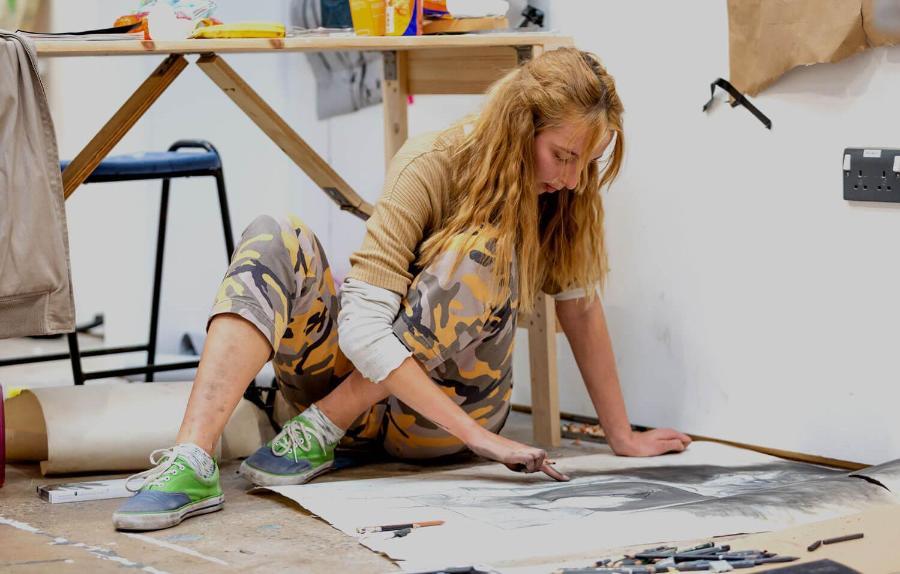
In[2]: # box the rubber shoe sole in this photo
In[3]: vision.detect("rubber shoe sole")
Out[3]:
[112,494,225,531]
[238,458,334,486]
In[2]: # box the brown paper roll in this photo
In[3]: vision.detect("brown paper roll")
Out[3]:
[4,381,274,475]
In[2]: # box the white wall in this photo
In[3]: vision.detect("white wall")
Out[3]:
[49,1,900,464]
[513,0,900,464]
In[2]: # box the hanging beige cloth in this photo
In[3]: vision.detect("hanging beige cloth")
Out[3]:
[0,30,76,338]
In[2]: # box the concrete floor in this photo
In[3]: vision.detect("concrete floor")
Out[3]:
[1,333,607,574]
[4,338,892,573]
[1,413,605,574]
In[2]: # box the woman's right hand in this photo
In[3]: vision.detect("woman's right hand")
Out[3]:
[465,428,570,482]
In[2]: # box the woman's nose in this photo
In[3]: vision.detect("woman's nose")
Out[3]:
[562,163,579,190]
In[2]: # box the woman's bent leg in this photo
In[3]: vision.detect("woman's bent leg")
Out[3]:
[178,213,333,451]
[235,215,386,486]
[114,214,311,531]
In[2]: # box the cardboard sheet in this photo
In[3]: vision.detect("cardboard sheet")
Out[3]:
[4,381,274,475]
[728,0,900,96]
[264,442,900,571]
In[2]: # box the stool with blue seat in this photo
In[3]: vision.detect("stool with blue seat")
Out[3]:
[0,140,236,385]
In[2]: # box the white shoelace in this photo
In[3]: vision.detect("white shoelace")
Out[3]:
[124,444,215,492]
[125,448,185,492]
[271,419,327,462]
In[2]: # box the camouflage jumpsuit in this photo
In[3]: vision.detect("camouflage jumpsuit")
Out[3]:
[209,214,518,459]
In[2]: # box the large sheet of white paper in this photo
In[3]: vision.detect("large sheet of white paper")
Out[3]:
[265,441,899,571]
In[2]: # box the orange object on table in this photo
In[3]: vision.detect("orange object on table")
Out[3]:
[114,14,150,40]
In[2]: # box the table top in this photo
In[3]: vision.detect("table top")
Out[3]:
[34,31,572,57]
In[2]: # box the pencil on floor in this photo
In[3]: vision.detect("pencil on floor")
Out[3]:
[357,519,445,534]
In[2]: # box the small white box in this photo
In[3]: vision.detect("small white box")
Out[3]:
[37,478,134,503]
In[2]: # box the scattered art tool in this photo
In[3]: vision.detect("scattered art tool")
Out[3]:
[357,519,444,534]
[554,541,800,573]
[807,532,864,552]
[557,567,665,573]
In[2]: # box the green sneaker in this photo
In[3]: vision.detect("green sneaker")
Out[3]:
[113,445,224,531]
[239,411,336,486]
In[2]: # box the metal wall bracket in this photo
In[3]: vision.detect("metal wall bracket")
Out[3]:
[323,186,370,220]
[515,46,534,66]
[383,50,398,81]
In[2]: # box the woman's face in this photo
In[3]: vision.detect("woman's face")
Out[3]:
[534,122,613,195]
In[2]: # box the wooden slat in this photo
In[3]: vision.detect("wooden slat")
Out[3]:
[62,54,188,199]
[382,51,409,167]
[528,291,561,447]
[196,54,372,219]
[34,33,571,57]
[557,418,866,470]
[407,46,518,95]
[686,434,867,471]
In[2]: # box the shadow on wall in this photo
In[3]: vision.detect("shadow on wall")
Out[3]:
[763,44,896,99]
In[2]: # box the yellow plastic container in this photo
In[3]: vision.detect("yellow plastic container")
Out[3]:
[350,0,386,36]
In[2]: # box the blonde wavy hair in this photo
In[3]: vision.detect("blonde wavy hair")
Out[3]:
[417,47,625,313]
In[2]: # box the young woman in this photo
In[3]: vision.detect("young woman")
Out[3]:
[113,48,691,532]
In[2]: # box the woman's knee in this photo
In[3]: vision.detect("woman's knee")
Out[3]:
[216,214,332,342]
[240,214,318,256]
[232,214,327,282]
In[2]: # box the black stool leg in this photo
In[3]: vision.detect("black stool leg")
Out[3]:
[214,168,235,259]
[67,332,85,386]
[146,178,171,382]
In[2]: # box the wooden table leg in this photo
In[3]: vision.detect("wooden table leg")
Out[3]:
[528,291,561,447]
[196,54,373,220]
[62,54,188,199]
[382,50,409,168]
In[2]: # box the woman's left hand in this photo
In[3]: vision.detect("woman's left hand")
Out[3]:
[608,428,692,457]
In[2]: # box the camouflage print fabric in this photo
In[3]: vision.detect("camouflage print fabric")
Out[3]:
[210,216,517,459]
[210,214,353,413]
[386,233,518,458]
